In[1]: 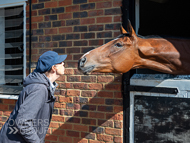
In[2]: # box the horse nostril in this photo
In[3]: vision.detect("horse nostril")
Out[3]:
[80,57,87,67]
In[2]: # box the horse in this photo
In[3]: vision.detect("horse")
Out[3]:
[78,20,190,75]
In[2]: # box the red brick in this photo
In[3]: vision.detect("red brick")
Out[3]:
[32,0,37,3]
[2,117,7,122]
[89,140,105,143]
[26,5,29,11]
[59,0,72,6]
[89,112,105,119]
[114,121,123,129]
[105,84,121,91]
[114,75,122,83]
[59,13,72,20]
[59,97,73,103]
[98,120,114,127]
[97,76,113,83]
[61,90,67,96]
[65,69,74,75]
[88,83,103,90]
[81,76,96,82]
[59,136,72,142]
[49,122,59,128]
[97,91,113,98]
[81,91,97,97]
[105,128,122,136]
[114,15,122,22]
[114,92,122,98]
[89,39,103,46]
[59,83,73,89]
[66,90,80,96]
[114,136,123,143]
[60,109,74,116]
[31,16,43,22]
[113,0,122,7]
[26,23,37,30]
[59,27,72,33]
[0,104,8,110]
[89,98,104,104]
[82,118,96,125]
[81,18,95,25]
[3,99,16,104]
[98,106,113,112]
[0,122,4,127]
[106,113,123,120]
[45,1,57,8]
[88,10,103,17]
[73,124,88,132]
[97,17,112,23]
[97,134,113,142]
[45,135,58,141]
[81,132,96,140]
[66,5,79,12]
[73,138,88,143]
[52,129,65,136]
[47,128,51,134]
[56,75,65,81]
[52,116,65,122]
[59,123,73,130]
[96,2,112,9]
[54,102,66,108]
[66,55,72,60]
[0,111,3,115]
[114,31,121,37]
[3,111,11,117]
[74,104,80,110]
[26,10,37,17]
[66,130,79,137]
[73,83,88,90]
[45,28,57,35]
[67,76,81,82]
[44,42,58,48]
[114,106,123,113]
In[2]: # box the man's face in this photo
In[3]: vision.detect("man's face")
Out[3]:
[55,62,65,75]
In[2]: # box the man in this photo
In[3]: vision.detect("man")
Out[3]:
[0,51,67,143]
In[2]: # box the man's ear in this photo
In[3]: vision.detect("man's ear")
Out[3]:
[51,65,57,73]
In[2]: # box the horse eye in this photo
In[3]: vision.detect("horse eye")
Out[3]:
[115,43,123,48]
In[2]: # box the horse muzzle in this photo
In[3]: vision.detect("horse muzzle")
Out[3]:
[78,57,95,75]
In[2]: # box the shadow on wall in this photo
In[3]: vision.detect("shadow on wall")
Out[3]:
[45,69,123,143]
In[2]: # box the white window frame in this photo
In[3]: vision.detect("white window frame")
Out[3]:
[135,0,140,34]
[0,0,27,99]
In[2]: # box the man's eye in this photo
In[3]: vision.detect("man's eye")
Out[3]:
[115,43,122,48]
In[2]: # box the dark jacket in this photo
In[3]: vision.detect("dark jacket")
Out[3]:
[0,72,57,143]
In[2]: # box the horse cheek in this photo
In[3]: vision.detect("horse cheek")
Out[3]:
[112,55,134,73]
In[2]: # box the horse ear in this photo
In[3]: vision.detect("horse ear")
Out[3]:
[120,26,127,34]
[127,19,137,37]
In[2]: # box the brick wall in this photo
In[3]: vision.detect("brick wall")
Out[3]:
[0,0,123,142]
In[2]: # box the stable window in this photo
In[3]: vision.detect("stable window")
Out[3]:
[0,2,26,99]
[128,0,190,143]
[135,0,190,74]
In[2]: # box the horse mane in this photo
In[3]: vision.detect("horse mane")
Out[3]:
[137,34,163,39]
[116,34,162,39]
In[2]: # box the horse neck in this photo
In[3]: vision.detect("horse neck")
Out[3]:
[134,37,181,73]
[137,37,171,56]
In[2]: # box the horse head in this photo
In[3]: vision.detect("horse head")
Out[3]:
[78,20,140,74]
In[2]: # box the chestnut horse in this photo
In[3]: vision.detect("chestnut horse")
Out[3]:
[78,21,190,75]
